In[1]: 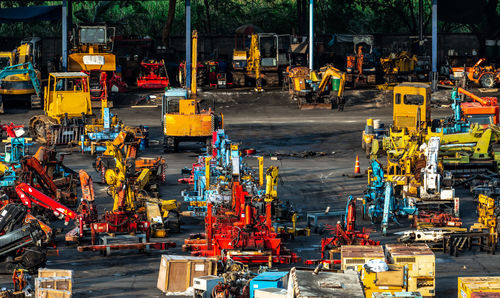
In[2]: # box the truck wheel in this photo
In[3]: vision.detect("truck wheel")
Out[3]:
[164,137,176,153]
[480,73,495,88]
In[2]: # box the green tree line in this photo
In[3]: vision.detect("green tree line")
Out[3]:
[0,0,498,44]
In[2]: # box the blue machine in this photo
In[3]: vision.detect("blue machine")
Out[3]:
[80,107,122,153]
[365,160,417,235]
[182,129,263,215]
[436,88,470,134]
[249,272,288,298]
[0,137,32,164]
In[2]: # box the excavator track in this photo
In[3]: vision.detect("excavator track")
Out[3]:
[29,115,57,145]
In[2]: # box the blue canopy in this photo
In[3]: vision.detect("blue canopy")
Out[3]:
[0,5,62,23]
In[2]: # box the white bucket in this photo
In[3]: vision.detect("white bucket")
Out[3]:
[374,119,382,129]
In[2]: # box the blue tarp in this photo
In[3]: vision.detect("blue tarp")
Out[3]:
[0,5,61,23]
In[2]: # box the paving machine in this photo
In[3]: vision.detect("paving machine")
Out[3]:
[0,38,42,113]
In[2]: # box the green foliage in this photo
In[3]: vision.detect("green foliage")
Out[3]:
[0,0,495,41]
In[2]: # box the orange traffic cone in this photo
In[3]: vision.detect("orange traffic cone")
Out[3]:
[354,155,361,174]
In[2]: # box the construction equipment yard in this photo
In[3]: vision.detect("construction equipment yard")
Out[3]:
[0,88,495,297]
[3,1,500,298]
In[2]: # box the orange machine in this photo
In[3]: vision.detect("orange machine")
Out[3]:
[458,88,499,125]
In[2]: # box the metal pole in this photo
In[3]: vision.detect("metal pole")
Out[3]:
[309,0,313,70]
[186,0,191,89]
[62,0,68,71]
[431,0,437,91]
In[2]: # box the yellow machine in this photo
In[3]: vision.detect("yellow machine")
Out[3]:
[29,72,121,147]
[68,25,118,107]
[162,30,223,152]
[470,194,498,248]
[247,34,263,92]
[360,264,410,297]
[102,137,178,236]
[68,25,116,72]
[288,65,346,110]
[362,83,431,156]
[29,72,92,145]
[232,33,291,87]
[380,51,418,83]
[0,38,42,111]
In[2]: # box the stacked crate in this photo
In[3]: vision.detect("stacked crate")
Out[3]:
[385,244,435,297]
[341,245,385,272]
[35,269,73,298]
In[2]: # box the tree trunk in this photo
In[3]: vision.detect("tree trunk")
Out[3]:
[162,0,177,47]
[204,0,211,34]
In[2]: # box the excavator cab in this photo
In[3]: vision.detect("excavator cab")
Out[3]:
[392,83,431,132]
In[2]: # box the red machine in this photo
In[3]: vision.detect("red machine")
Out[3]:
[15,183,77,223]
[19,156,77,207]
[458,87,499,125]
[414,210,462,227]
[137,60,169,89]
[183,182,299,265]
[85,70,108,102]
[1,123,25,138]
[66,170,176,253]
[305,196,379,265]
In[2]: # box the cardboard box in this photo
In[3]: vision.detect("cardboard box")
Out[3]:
[157,255,217,293]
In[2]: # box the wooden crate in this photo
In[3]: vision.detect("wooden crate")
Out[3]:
[157,255,217,293]
[341,245,385,272]
[35,289,71,298]
[38,269,73,279]
[35,277,72,292]
[385,244,435,297]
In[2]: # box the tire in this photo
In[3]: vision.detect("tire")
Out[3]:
[480,73,495,88]
[163,136,177,152]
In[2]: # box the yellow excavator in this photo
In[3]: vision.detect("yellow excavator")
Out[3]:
[0,38,42,112]
[162,30,223,152]
[288,64,346,110]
